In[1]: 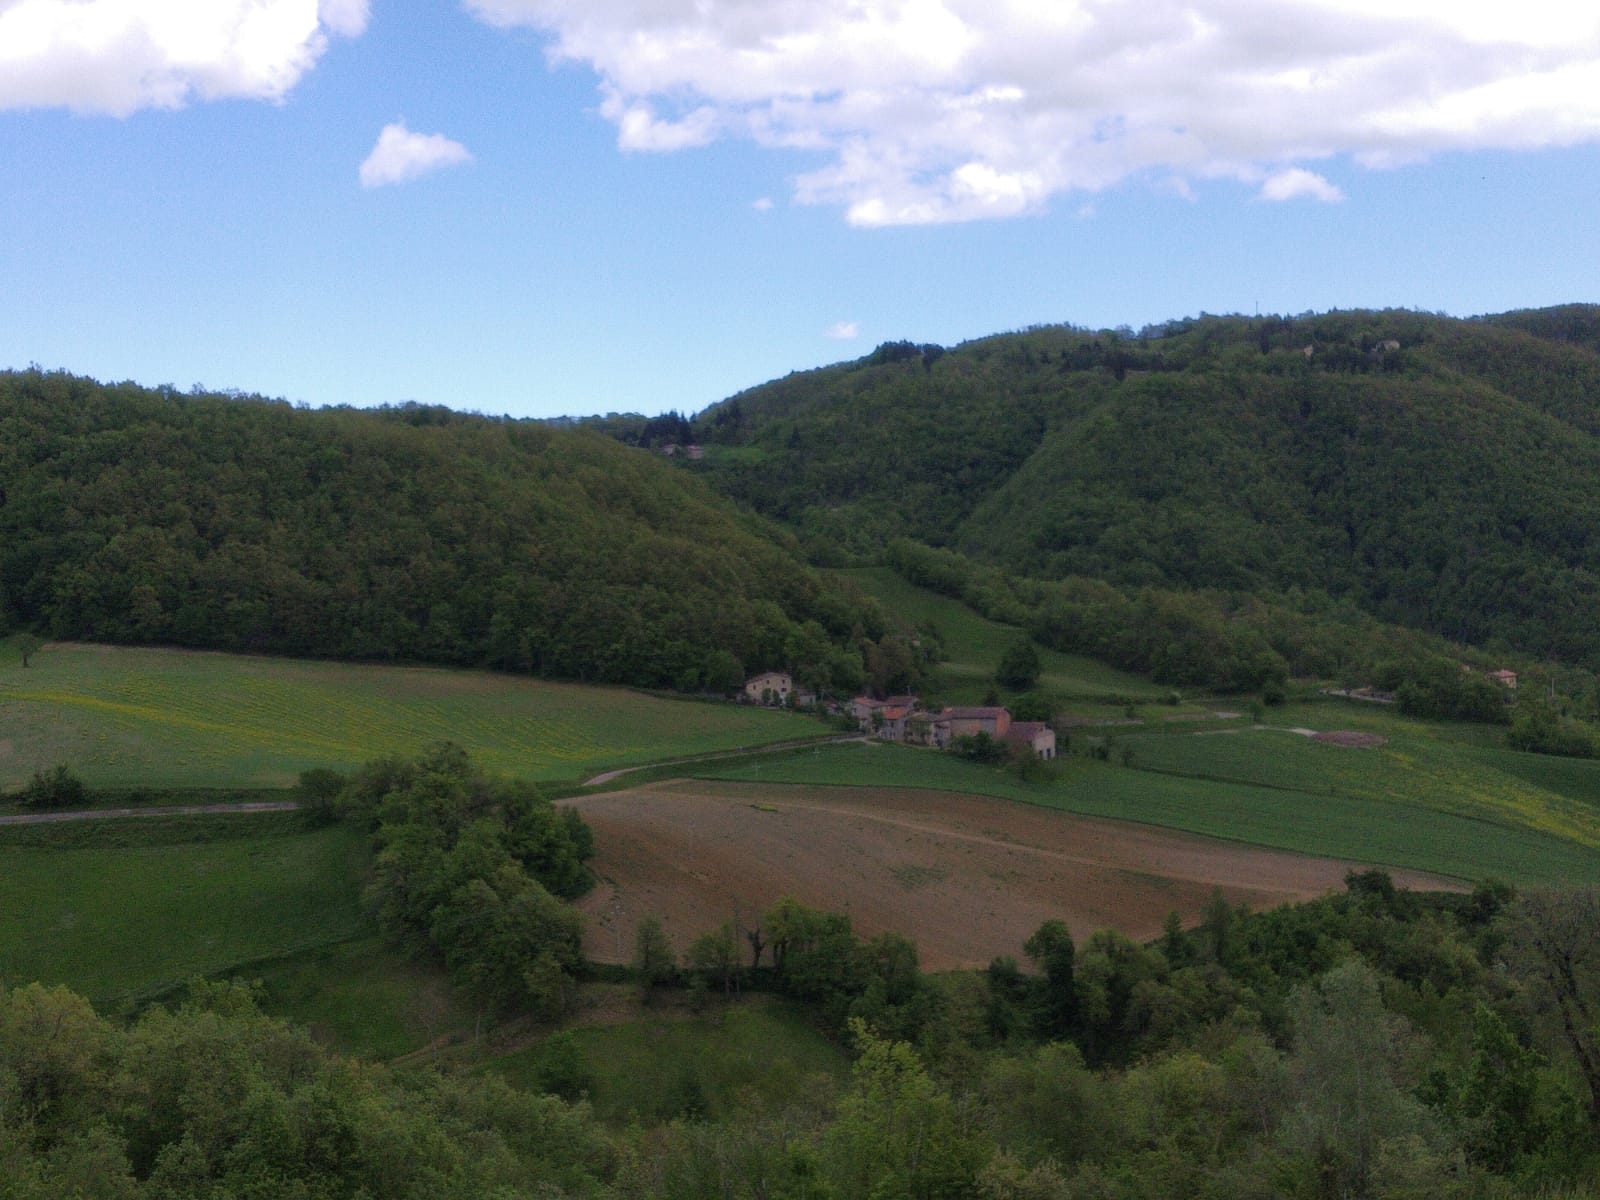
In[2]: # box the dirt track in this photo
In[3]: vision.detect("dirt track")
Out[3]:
[0,801,300,826]
[569,779,1459,970]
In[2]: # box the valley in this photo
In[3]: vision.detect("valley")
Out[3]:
[7,308,1600,1195]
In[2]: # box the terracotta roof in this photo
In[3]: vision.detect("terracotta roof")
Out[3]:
[881,706,910,720]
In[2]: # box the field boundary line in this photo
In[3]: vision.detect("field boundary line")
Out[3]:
[0,800,301,826]
[580,733,864,787]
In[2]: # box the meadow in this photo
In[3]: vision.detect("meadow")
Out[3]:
[1116,704,1600,849]
[250,936,473,1061]
[488,995,848,1125]
[0,813,369,1007]
[0,639,824,790]
[835,567,1169,704]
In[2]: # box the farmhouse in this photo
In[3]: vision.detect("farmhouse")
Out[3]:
[851,695,1057,759]
[744,671,794,705]
[1489,669,1518,690]
[850,694,919,731]
[939,706,1011,741]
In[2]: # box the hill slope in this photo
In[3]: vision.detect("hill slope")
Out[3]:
[690,308,1600,667]
[0,371,879,690]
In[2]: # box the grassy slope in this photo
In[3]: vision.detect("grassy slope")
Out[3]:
[0,815,369,1006]
[693,724,1600,886]
[487,995,848,1125]
[835,566,1167,704]
[250,936,473,1061]
[0,640,826,789]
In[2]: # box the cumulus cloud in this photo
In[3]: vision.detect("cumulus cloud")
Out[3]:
[1260,168,1345,203]
[0,0,369,115]
[463,0,1600,225]
[825,321,861,340]
[359,122,474,188]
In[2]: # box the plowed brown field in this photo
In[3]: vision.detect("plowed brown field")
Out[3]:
[569,779,1460,969]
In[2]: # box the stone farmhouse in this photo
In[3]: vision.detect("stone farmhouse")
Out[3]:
[743,671,794,705]
[851,696,1056,759]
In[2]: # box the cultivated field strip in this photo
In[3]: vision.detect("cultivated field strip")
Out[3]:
[0,643,817,788]
[1121,720,1600,849]
[697,740,1600,885]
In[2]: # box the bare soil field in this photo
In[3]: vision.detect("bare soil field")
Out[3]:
[569,779,1458,970]
[1310,730,1388,748]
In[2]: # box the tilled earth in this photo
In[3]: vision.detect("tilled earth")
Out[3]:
[568,779,1457,969]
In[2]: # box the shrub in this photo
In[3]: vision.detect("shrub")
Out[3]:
[20,764,87,810]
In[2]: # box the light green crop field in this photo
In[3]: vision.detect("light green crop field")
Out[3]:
[834,567,1168,703]
[0,639,826,789]
[0,817,370,1006]
[1117,708,1600,851]
[693,729,1600,886]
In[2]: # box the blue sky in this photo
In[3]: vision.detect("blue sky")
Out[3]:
[3,1,1598,420]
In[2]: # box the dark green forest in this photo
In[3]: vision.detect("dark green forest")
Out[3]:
[683,308,1600,672]
[0,370,896,693]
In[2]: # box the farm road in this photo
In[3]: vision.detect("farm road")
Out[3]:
[0,801,300,826]
[580,733,864,787]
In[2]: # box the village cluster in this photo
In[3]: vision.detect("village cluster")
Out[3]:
[740,671,1057,760]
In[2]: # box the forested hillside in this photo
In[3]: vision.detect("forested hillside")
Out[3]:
[688,308,1600,668]
[0,371,886,692]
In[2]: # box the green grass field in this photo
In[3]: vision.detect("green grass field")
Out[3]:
[0,814,370,1006]
[1116,708,1600,850]
[834,567,1168,704]
[693,727,1600,886]
[488,995,848,1124]
[0,639,826,789]
[250,936,473,1061]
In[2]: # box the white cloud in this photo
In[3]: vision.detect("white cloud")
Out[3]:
[752,196,774,211]
[1259,168,1345,203]
[359,122,474,188]
[0,0,369,115]
[825,320,861,339]
[463,0,1600,225]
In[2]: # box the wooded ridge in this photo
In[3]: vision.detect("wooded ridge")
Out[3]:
[0,371,891,693]
[682,306,1600,671]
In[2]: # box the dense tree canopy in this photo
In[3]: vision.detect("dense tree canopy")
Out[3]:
[683,307,1600,671]
[344,743,593,1019]
[7,874,1597,1198]
[0,371,882,691]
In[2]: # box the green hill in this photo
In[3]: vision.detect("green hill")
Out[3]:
[0,370,888,692]
[688,308,1600,669]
